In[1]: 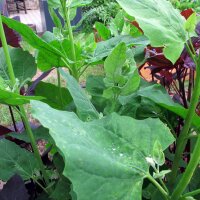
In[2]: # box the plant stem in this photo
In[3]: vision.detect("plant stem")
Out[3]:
[18,105,49,185]
[183,188,200,198]
[57,68,64,107]
[64,6,78,79]
[152,166,169,193]
[169,47,200,185]
[0,13,49,186]
[146,174,169,200]
[0,14,16,86]
[171,136,200,199]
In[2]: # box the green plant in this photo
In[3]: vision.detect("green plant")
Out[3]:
[0,0,200,199]
[81,0,120,32]
[170,0,200,11]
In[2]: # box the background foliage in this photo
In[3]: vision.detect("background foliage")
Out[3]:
[81,0,121,32]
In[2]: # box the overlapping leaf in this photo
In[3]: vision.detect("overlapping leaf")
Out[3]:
[120,84,200,128]
[88,35,149,63]
[117,0,187,63]
[59,69,99,121]
[0,139,38,181]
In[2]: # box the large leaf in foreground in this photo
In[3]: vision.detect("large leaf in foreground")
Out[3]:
[31,101,174,200]
[59,69,99,121]
[0,139,38,181]
[0,89,43,105]
[117,0,187,63]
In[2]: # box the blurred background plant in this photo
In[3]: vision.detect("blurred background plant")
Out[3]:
[170,0,200,11]
[81,0,121,32]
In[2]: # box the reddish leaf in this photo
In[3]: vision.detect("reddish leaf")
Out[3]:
[0,125,12,136]
[0,174,29,200]
[181,9,194,19]
[131,21,143,33]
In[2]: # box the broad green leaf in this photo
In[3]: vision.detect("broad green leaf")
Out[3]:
[113,10,125,33]
[120,70,140,96]
[0,48,37,85]
[0,88,43,105]
[185,13,197,33]
[137,84,200,128]
[59,69,99,121]
[31,100,174,200]
[37,39,79,71]
[104,42,127,81]
[0,139,38,181]
[35,82,72,110]
[1,16,67,71]
[88,35,149,63]
[86,75,106,97]
[120,84,200,128]
[117,0,187,64]
[95,22,111,40]
[103,43,140,98]
[86,75,107,112]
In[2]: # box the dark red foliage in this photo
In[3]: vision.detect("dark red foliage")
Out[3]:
[0,24,20,48]
[180,8,194,19]
[0,125,12,136]
[131,21,143,33]
[0,16,21,48]
[0,174,29,200]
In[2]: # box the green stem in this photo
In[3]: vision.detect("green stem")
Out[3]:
[152,166,169,194]
[66,8,78,79]
[146,174,169,200]
[0,13,49,186]
[61,1,78,79]
[0,14,15,87]
[19,105,50,185]
[183,188,200,198]
[171,136,200,199]
[57,68,64,107]
[188,34,196,56]
[169,48,200,185]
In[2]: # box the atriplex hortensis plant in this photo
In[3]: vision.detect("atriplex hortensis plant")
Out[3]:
[0,0,200,199]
